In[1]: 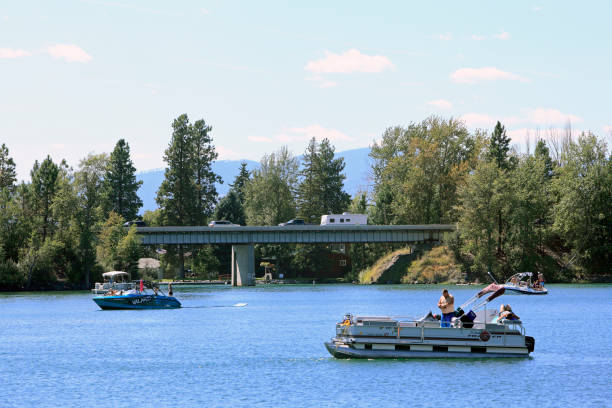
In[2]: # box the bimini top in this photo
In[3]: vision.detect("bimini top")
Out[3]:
[506,272,533,282]
[102,271,130,278]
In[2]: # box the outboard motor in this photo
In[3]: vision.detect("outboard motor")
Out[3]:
[525,336,535,353]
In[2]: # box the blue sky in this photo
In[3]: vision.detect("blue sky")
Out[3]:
[2,0,611,179]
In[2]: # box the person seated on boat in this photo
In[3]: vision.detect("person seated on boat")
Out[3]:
[538,273,545,288]
[498,304,520,321]
[437,289,455,328]
[153,287,158,295]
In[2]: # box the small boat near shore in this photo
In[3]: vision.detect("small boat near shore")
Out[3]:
[502,272,548,295]
[91,271,134,295]
[325,287,534,359]
[93,280,181,310]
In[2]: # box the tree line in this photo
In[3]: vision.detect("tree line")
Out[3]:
[1,114,610,290]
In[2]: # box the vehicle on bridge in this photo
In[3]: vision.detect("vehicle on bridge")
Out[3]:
[278,218,306,226]
[208,220,241,227]
[320,213,367,226]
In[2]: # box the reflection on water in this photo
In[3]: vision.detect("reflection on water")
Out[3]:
[1,284,611,408]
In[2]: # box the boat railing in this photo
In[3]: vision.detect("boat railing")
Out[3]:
[337,318,522,335]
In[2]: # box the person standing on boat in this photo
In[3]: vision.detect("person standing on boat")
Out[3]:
[437,289,455,328]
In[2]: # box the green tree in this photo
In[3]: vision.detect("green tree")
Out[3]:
[30,156,60,242]
[157,114,196,226]
[0,143,17,190]
[97,211,126,270]
[244,146,298,226]
[489,121,512,170]
[214,190,246,225]
[457,161,507,278]
[156,114,221,278]
[534,139,554,178]
[551,133,611,275]
[370,117,483,224]
[231,162,251,204]
[74,154,108,287]
[191,119,221,224]
[103,139,142,221]
[297,138,350,222]
[116,226,142,276]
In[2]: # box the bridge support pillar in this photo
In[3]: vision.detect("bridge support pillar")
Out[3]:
[231,244,255,286]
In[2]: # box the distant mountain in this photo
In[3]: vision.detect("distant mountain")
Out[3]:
[136,147,372,214]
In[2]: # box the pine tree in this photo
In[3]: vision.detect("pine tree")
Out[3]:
[214,190,246,225]
[297,138,350,222]
[156,114,196,226]
[103,139,143,221]
[30,156,60,242]
[318,138,350,214]
[0,144,17,190]
[489,121,512,170]
[191,119,221,225]
[534,139,553,178]
[156,114,221,278]
[297,138,320,220]
[231,162,251,204]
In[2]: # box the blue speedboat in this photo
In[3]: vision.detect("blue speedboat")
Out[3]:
[93,281,181,310]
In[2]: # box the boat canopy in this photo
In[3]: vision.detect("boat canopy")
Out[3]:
[102,271,130,278]
[506,272,533,282]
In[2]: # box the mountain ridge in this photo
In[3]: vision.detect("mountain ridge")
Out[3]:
[136,147,372,214]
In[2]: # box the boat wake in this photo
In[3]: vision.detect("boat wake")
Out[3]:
[181,303,248,309]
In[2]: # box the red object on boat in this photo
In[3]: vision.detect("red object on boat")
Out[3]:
[477,283,503,298]
[139,279,143,292]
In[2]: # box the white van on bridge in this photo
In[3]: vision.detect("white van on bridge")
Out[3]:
[320,213,367,226]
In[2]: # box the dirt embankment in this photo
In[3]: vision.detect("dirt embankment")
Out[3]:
[360,245,463,284]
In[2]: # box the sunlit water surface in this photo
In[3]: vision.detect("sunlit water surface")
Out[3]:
[1,284,611,408]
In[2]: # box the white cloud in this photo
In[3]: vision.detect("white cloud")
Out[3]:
[427,99,453,109]
[46,44,92,63]
[305,49,394,74]
[0,48,31,58]
[604,125,612,133]
[451,67,528,84]
[471,35,485,41]
[248,136,273,143]
[305,75,338,88]
[493,31,510,40]
[526,108,582,125]
[276,125,352,142]
[216,145,243,160]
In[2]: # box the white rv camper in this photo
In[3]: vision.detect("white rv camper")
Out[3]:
[320,213,367,226]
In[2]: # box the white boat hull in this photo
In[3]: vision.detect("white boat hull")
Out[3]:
[325,315,534,359]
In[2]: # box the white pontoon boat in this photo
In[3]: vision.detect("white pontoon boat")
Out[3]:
[325,286,535,359]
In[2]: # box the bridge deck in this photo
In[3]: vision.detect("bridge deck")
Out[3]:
[136,224,457,245]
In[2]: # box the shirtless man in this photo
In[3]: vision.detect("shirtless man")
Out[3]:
[437,289,455,327]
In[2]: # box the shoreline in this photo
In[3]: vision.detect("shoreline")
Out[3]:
[2,279,611,293]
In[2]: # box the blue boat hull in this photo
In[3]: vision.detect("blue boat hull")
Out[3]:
[93,294,181,310]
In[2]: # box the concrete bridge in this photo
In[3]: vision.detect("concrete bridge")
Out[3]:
[136,224,457,286]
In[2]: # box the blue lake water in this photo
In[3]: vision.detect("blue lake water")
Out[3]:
[1,284,611,408]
